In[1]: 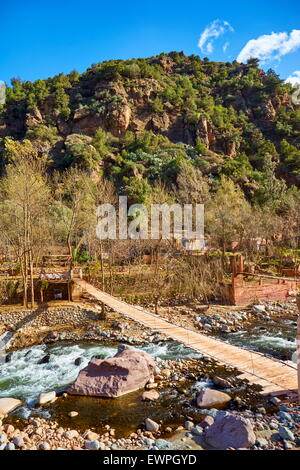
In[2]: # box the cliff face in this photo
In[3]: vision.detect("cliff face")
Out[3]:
[0,52,299,185]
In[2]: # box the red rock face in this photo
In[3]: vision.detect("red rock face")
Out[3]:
[68,348,156,398]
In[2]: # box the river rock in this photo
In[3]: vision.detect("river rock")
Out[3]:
[213,376,231,389]
[13,436,25,448]
[0,398,22,415]
[64,430,79,439]
[252,305,266,313]
[38,354,50,364]
[39,442,51,450]
[141,390,160,401]
[85,440,102,450]
[155,439,174,449]
[5,442,15,450]
[83,430,100,441]
[75,357,84,366]
[68,411,79,418]
[5,352,13,363]
[38,391,56,405]
[204,414,256,449]
[197,389,231,409]
[199,415,215,429]
[68,347,156,398]
[145,418,160,433]
[278,425,295,441]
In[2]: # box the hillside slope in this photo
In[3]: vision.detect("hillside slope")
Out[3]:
[0,52,299,203]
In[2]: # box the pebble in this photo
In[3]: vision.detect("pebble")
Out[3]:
[39,442,51,450]
[278,426,295,441]
[85,440,101,450]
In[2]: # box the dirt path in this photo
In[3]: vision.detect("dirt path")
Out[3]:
[75,279,297,395]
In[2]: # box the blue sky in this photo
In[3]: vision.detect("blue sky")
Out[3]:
[1,0,300,85]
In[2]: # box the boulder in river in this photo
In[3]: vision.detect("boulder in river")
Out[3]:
[197,389,231,409]
[38,354,50,365]
[38,391,56,405]
[75,357,84,366]
[0,398,22,416]
[68,346,156,398]
[204,413,256,449]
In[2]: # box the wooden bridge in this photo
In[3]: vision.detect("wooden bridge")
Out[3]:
[74,279,298,396]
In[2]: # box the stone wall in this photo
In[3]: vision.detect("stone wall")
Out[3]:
[0,306,99,330]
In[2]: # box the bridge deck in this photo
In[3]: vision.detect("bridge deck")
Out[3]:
[75,279,298,395]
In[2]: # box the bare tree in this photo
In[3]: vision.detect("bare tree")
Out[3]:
[0,139,51,307]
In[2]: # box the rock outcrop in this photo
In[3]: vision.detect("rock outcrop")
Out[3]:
[68,346,156,397]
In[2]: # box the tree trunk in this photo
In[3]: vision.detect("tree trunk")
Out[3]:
[29,250,35,309]
[154,295,159,314]
[23,252,28,308]
[100,242,105,291]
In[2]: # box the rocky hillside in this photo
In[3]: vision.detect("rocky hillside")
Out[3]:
[0,52,299,202]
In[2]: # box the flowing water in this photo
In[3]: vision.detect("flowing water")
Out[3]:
[0,314,297,436]
[0,341,207,436]
[0,341,201,403]
[220,318,297,360]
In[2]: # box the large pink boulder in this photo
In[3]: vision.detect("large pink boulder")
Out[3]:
[204,414,256,449]
[68,347,156,397]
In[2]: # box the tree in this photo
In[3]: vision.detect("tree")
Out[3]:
[206,176,251,258]
[176,160,210,204]
[0,140,51,307]
[53,168,96,267]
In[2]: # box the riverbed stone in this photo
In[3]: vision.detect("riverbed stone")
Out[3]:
[39,442,51,450]
[12,436,25,448]
[197,389,231,409]
[252,305,266,313]
[63,430,79,439]
[38,391,56,405]
[0,398,22,415]
[83,430,99,441]
[278,425,295,441]
[213,376,231,389]
[155,439,174,449]
[68,347,156,398]
[85,440,101,450]
[141,390,160,401]
[5,442,15,450]
[145,418,160,433]
[199,415,215,429]
[204,414,256,449]
[184,420,194,431]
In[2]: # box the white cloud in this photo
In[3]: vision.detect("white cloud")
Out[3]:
[285,71,300,86]
[223,41,229,53]
[237,29,300,63]
[198,19,234,54]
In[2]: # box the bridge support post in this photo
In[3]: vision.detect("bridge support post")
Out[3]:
[100,302,106,320]
[296,296,300,403]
